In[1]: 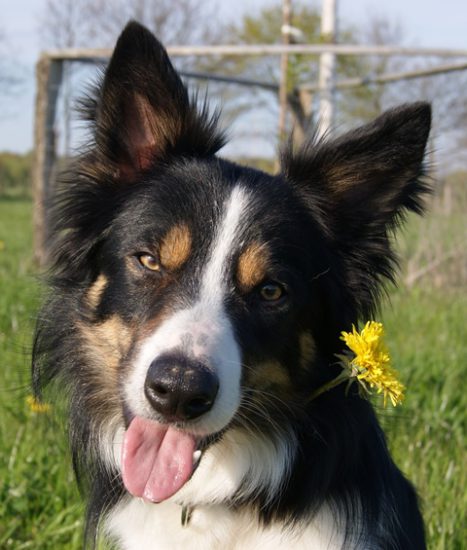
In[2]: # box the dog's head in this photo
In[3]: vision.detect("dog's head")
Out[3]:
[40,22,431,507]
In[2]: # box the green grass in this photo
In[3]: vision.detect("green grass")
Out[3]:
[0,200,83,549]
[382,288,467,548]
[0,198,465,548]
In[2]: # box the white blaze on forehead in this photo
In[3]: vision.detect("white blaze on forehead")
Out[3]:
[200,185,248,303]
[126,185,250,436]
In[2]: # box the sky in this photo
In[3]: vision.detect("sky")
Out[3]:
[1,0,466,154]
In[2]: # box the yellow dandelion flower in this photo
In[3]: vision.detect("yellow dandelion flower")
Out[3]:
[340,322,405,407]
[26,395,51,414]
[309,321,405,406]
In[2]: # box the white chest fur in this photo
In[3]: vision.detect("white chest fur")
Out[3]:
[105,498,344,550]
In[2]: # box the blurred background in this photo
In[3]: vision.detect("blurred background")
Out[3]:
[0,0,465,548]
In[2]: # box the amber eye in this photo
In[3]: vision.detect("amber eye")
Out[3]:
[259,282,285,302]
[137,253,160,271]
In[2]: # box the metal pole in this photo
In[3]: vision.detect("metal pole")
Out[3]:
[318,0,337,138]
[278,0,292,145]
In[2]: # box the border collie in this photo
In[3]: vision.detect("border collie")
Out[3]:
[33,21,430,549]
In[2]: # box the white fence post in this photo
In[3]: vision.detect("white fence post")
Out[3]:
[318,0,337,138]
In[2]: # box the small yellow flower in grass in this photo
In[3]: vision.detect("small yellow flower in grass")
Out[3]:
[26,395,51,414]
[340,321,405,407]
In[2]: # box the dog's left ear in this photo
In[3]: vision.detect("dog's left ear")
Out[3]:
[283,102,431,314]
[91,21,225,181]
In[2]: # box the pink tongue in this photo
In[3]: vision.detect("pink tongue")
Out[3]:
[122,416,197,502]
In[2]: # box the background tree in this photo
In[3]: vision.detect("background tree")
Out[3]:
[0,152,32,198]
[39,0,94,154]
[37,0,467,170]
[38,0,222,155]
[40,0,221,49]
[0,29,23,117]
[337,14,406,125]
[408,67,467,172]
[0,30,10,94]
[211,2,383,149]
[81,0,221,47]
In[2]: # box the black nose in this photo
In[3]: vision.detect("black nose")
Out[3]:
[144,354,219,422]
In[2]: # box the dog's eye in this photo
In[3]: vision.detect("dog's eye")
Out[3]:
[137,253,161,272]
[259,282,285,302]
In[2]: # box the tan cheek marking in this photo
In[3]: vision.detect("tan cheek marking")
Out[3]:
[299,331,316,370]
[160,224,192,271]
[78,315,133,372]
[76,316,134,415]
[237,242,270,292]
[86,274,108,309]
[247,361,292,392]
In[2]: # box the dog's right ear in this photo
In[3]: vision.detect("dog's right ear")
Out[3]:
[90,21,224,181]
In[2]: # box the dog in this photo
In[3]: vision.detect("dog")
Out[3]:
[33,21,430,549]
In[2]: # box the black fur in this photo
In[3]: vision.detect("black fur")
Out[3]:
[33,21,430,549]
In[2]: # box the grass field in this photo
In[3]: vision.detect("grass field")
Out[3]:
[0,198,465,548]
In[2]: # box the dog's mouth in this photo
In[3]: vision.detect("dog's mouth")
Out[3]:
[121,415,206,503]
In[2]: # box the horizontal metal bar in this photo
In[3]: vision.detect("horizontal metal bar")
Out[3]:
[40,44,467,62]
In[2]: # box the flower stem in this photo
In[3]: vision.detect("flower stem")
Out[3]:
[308,370,351,403]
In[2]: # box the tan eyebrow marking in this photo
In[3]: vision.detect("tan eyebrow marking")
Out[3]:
[159,223,192,271]
[237,242,270,292]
